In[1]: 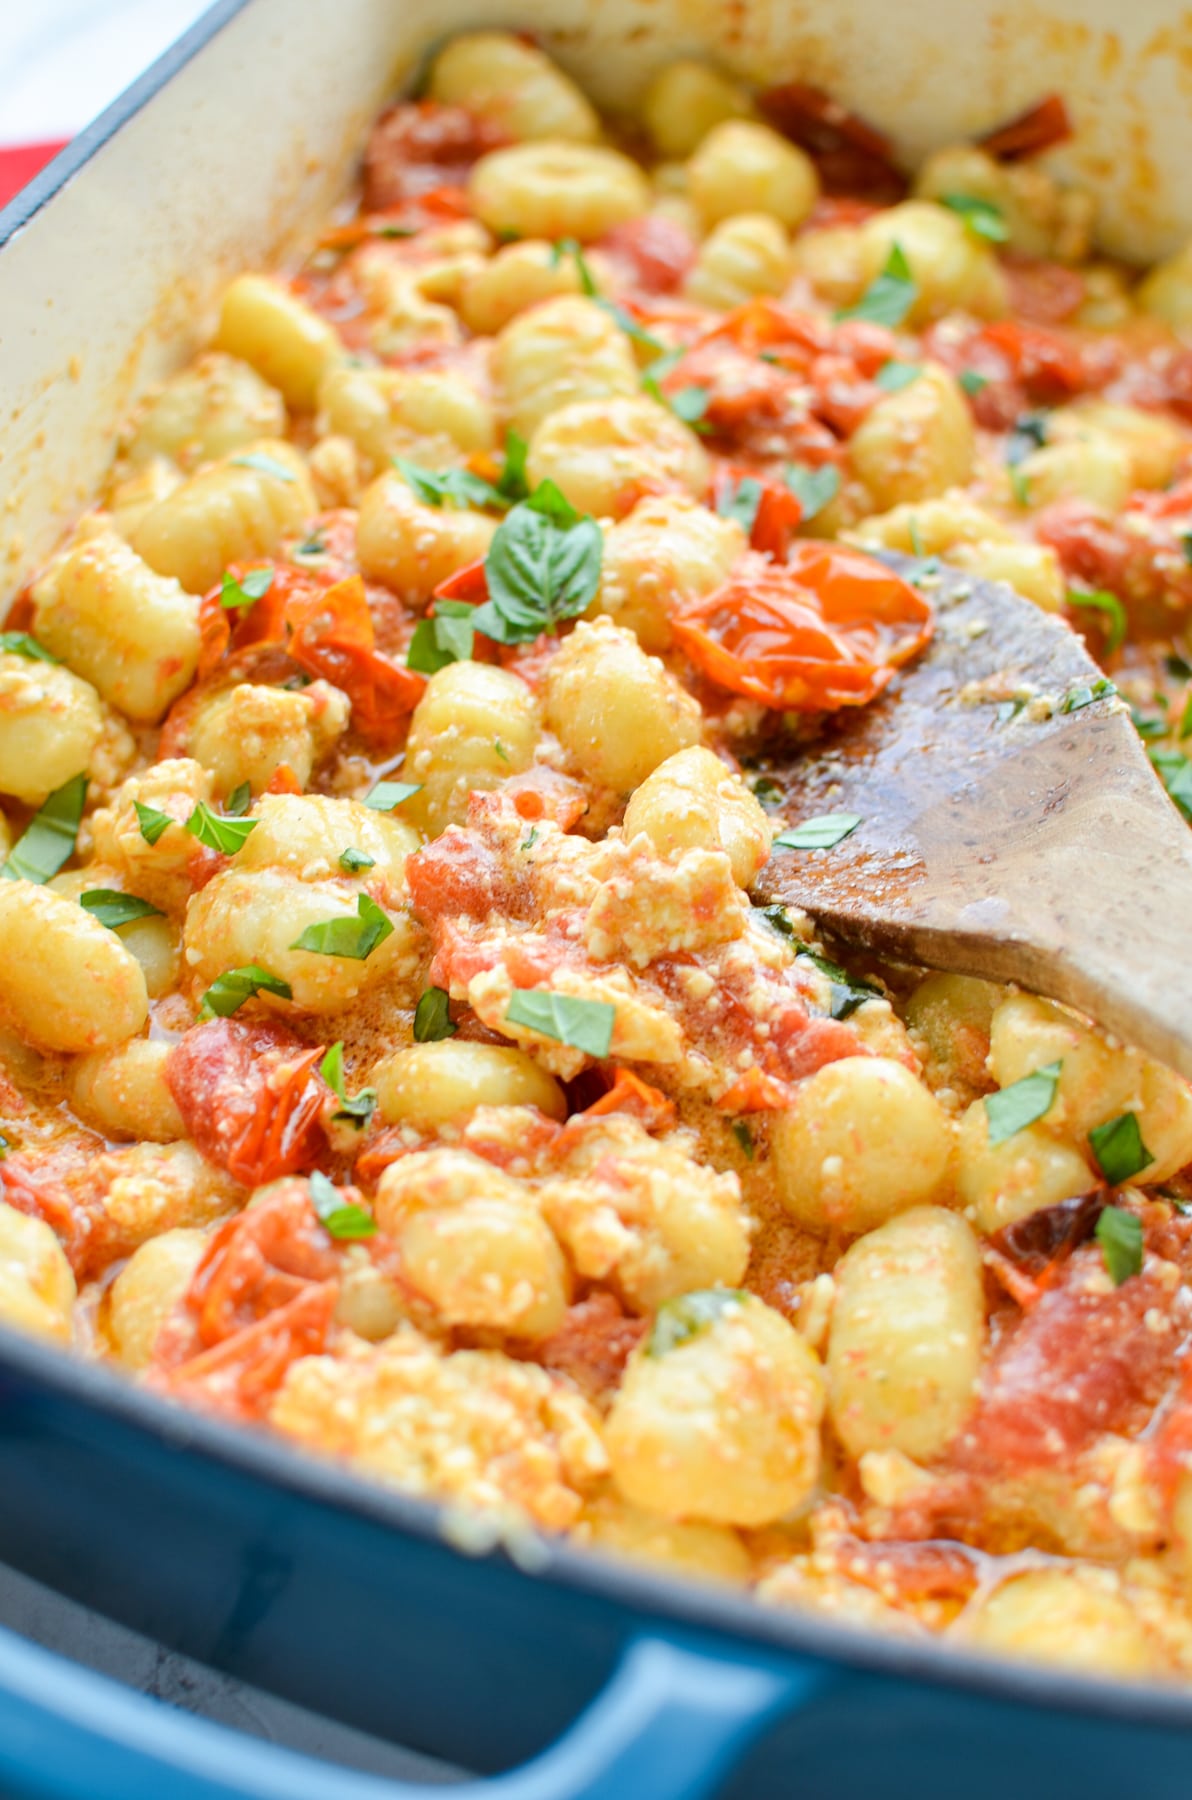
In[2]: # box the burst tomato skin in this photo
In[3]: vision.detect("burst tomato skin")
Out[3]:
[673,543,933,710]
[165,1019,328,1188]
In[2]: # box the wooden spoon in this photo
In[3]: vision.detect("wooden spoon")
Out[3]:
[757,554,1192,1079]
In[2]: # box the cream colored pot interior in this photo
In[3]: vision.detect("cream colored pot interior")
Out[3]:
[2,0,1192,595]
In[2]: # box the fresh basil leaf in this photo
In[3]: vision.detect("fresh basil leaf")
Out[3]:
[551,240,663,352]
[293,531,327,558]
[406,600,475,674]
[1131,705,1168,742]
[773,812,861,850]
[716,475,764,535]
[836,242,917,328]
[984,1060,1062,1145]
[521,825,539,851]
[996,697,1027,725]
[750,776,784,812]
[231,452,295,483]
[649,1289,747,1357]
[364,780,421,811]
[0,632,58,662]
[309,1168,377,1239]
[791,943,881,1020]
[1095,1204,1143,1285]
[1009,465,1031,507]
[1,774,88,885]
[1151,747,1192,820]
[79,889,163,930]
[198,964,292,1020]
[506,989,615,1057]
[756,902,801,942]
[939,192,1010,242]
[393,457,506,513]
[476,486,602,645]
[1180,690,1192,741]
[290,892,394,960]
[1165,651,1192,682]
[339,846,376,873]
[319,1041,377,1128]
[1060,677,1116,714]
[134,801,173,846]
[1066,588,1126,653]
[413,986,456,1041]
[668,385,710,426]
[496,432,530,504]
[1005,411,1049,466]
[224,782,252,818]
[1089,1111,1154,1186]
[958,369,989,396]
[874,360,922,393]
[783,462,840,521]
[184,803,259,854]
[219,567,273,613]
[731,1120,754,1160]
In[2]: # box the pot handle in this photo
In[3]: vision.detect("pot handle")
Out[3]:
[0,1617,821,1800]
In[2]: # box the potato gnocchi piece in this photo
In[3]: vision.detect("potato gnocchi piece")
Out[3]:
[375,1148,570,1339]
[957,1568,1161,1678]
[402,661,540,837]
[131,438,315,596]
[213,275,343,410]
[493,296,639,443]
[470,141,650,243]
[68,1038,186,1144]
[527,394,709,520]
[31,526,200,724]
[594,494,746,653]
[185,680,349,799]
[356,470,496,608]
[544,618,702,796]
[623,747,771,889]
[606,1291,825,1526]
[0,1201,76,1344]
[429,32,599,143]
[0,882,148,1054]
[105,1227,208,1368]
[318,365,495,479]
[0,653,105,805]
[642,60,753,160]
[579,1492,751,1582]
[120,352,286,471]
[373,1040,566,1130]
[687,122,818,232]
[848,366,975,511]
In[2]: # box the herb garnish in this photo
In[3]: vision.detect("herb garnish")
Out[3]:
[783,462,840,521]
[219,567,273,614]
[939,193,1009,241]
[79,890,163,930]
[394,458,508,513]
[874,361,923,393]
[134,801,173,846]
[231,451,295,483]
[413,986,456,1041]
[836,243,917,328]
[506,989,615,1057]
[364,781,421,811]
[1,774,88,885]
[1089,1111,1154,1186]
[406,600,476,673]
[0,632,58,662]
[772,813,861,850]
[1067,588,1126,654]
[290,892,394,960]
[1095,1204,1143,1285]
[224,782,252,817]
[1151,748,1192,819]
[551,239,664,353]
[984,1060,1061,1145]
[1060,677,1116,714]
[320,1040,377,1128]
[339,846,376,873]
[309,1168,377,1240]
[648,1289,746,1357]
[198,964,292,1019]
[716,476,764,535]
[472,482,602,646]
[184,803,259,854]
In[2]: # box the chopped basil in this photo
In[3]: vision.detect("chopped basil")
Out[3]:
[231,451,295,483]
[1067,588,1126,654]
[1165,651,1192,682]
[1131,705,1168,742]
[364,780,421,811]
[309,1168,377,1240]
[996,696,1027,725]
[393,457,507,513]
[219,567,273,613]
[551,239,665,353]
[731,1120,754,1160]
[984,1060,1061,1145]
[339,846,375,873]
[750,776,784,812]
[1151,747,1192,820]
[293,531,327,558]
[783,462,840,521]
[1005,411,1048,466]
[472,482,602,646]
[773,812,861,850]
[958,369,989,396]
[320,1040,377,1128]
[667,385,711,428]
[1089,1111,1154,1186]
[648,1289,746,1357]
[184,803,259,853]
[79,889,163,930]
[1180,691,1192,741]
[1060,677,1116,714]
[1095,1204,1143,1285]
[224,782,252,818]
[756,903,801,942]
[134,801,173,846]
[1182,532,1192,567]
[1,774,88,885]
[1008,465,1031,507]
[198,964,292,1019]
[496,432,530,505]
[407,600,476,673]
[939,193,1010,242]
[290,892,394,960]
[836,243,917,329]
[791,943,881,1021]
[413,986,456,1042]
[716,475,764,536]
[493,739,510,763]
[506,989,615,1058]
[0,632,58,662]
[874,360,923,393]
[521,825,539,851]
